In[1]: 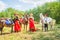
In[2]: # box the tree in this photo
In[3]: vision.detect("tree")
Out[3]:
[26,2,60,23]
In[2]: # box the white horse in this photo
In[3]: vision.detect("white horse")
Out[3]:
[39,13,44,31]
[48,18,56,30]
[39,13,56,31]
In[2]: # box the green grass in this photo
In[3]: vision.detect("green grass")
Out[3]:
[0,24,60,40]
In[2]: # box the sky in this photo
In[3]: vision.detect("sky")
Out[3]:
[0,0,56,11]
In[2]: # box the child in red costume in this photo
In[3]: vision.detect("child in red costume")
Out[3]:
[29,13,36,32]
[14,13,21,32]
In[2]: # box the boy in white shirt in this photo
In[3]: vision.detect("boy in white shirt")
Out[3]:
[43,14,49,32]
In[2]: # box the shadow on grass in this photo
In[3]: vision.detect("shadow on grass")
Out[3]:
[0,32,11,35]
[32,24,60,40]
[0,31,16,35]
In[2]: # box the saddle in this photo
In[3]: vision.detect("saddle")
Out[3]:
[5,19,12,25]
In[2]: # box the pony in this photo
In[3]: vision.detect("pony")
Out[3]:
[0,18,13,35]
[20,14,29,31]
[39,13,56,31]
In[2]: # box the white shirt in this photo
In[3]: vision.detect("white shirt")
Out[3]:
[43,17,49,24]
[43,17,52,24]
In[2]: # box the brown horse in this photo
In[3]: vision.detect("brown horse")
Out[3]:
[0,18,13,35]
[20,14,29,31]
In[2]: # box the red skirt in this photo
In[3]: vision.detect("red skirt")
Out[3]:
[14,20,21,32]
[29,18,36,32]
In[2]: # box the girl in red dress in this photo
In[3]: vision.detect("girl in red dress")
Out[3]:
[14,14,21,32]
[29,13,36,32]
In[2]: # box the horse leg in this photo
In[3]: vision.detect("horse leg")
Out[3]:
[44,27,46,32]
[11,25,13,33]
[42,23,44,31]
[26,24,27,31]
[42,25,43,31]
[50,25,53,30]
[20,23,22,28]
[24,24,25,30]
[1,23,4,35]
[20,24,22,27]
[0,27,3,35]
[1,29,3,35]
[47,26,48,31]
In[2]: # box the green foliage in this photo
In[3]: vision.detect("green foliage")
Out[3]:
[26,2,60,24]
[0,8,24,18]
[0,2,60,24]
[42,2,60,24]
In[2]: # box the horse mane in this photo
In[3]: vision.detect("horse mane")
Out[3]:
[23,14,29,20]
[22,14,29,24]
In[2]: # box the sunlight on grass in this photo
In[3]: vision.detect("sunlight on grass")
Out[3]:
[0,24,60,40]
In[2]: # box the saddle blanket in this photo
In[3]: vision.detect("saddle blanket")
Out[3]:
[5,20,11,25]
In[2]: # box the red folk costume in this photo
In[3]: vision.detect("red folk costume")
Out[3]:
[29,16,36,32]
[14,20,21,32]
[14,14,21,32]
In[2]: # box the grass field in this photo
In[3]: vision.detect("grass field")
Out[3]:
[0,24,60,40]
